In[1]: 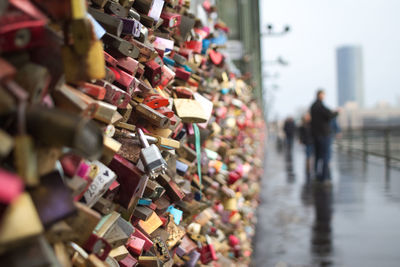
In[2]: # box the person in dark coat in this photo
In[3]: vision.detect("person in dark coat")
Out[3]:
[299,112,313,179]
[310,90,338,182]
[283,117,296,155]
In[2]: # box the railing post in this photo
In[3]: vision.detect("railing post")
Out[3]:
[363,130,368,161]
[348,127,353,154]
[384,129,390,166]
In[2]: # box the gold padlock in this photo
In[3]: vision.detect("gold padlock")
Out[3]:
[14,135,39,187]
[62,40,105,83]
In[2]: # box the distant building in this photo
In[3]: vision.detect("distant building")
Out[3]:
[336,46,364,107]
[337,101,400,129]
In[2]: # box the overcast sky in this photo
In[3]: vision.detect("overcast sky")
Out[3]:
[260,0,400,119]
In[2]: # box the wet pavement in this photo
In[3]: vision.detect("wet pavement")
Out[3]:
[252,143,400,267]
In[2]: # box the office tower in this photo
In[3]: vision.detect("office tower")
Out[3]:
[336,46,364,107]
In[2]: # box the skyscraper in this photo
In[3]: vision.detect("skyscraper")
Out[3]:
[336,46,364,107]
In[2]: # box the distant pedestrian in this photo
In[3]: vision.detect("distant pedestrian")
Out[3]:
[283,117,296,155]
[299,113,313,179]
[310,89,339,182]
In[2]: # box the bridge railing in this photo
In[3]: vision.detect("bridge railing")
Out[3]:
[336,126,400,166]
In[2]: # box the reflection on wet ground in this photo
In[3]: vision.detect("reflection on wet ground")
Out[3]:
[251,143,400,267]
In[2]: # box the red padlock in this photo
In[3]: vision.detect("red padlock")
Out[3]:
[116,56,139,76]
[184,40,202,54]
[127,236,145,256]
[160,12,181,28]
[155,106,174,119]
[143,94,169,109]
[113,69,136,96]
[78,82,106,100]
[144,60,162,87]
[174,87,194,99]
[0,1,47,52]
[209,49,224,66]
[175,67,190,81]
[83,234,112,261]
[104,51,118,67]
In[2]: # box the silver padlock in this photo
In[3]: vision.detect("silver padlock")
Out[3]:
[137,128,167,178]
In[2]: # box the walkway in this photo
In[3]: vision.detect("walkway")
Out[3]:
[252,143,400,267]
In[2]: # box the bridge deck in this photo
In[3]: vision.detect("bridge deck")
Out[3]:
[252,143,400,267]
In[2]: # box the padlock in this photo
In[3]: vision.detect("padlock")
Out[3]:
[166,206,182,225]
[93,100,118,124]
[176,235,197,256]
[65,202,101,246]
[184,40,202,54]
[88,7,123,37]
[137,128,168,178]
[138,211,163,236]
[0,193,43,250]
[179,15,195,40]
[109,245,129,261]
[14,63,50,103]
[0,236,61,266]
[104,51,118,67]
[113,68,136,95]
[95,79,130,108]
[105,66,117,83]
[91,0,108,8]
[29,170,77,228]
[186,250,201,267]
[0,169,23,217]
[132,102,170,129]
[173,86,193,99]
[62,40,106,83]
[138,256,162,267]
[144,60,161,87]
[131,0,153,14]
[53,84,99,117]
[123,36,157,62]
[102,33,140,59]
[156,174,185,202]
[83,234,112,261]
[116,216,135,236]
[160,12,181,28]
[115,56,139,76]
[118,254,138,267]
[174,67,191,81]
[108,154,148,210]
[133,205,154,221]
[152,236,170,263]
[0,1,47,52]
[199,235,218,264]
[14,134,39,187]
[143,94,169,109]
[100,136,122,165]
[159,65,175,89]
[121,17,142,37]
[82,161,117,207]
[143,179,165,200]
[173,98,207,123]
[94,211,120,238]
[103,223,129,248]
[154,106,174,119]
[119,0,134,8]
[78,82,106,100]
[104,0,128,17]
[165,214,185,249]
[127,236,145,256]
[26,106,104,160]
[131,228,153,251]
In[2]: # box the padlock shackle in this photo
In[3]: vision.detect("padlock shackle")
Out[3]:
[137,128,150,148]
